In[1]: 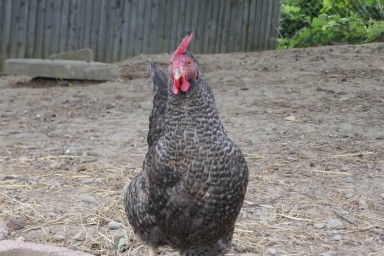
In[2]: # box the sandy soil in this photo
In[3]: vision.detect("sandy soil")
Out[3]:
[0,43,384,256]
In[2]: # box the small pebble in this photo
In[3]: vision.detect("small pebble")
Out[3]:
[49,182,61,190]
[106,103,115,109]
[320,252,335,256]
[343,176,353,183]
[108,221,122,230]
[340,166,348,172]
[380,193,384,199]
[266,247,277,255]
[344,193,354,199]
[68,244,78,251]
[333,234,342,241]
[313,223,325,229]
[16,236,25,242]
[80,195,97,204]
[53,233,66,242]
[80,178,105,184]
[284,116,295,122]
[73,231,86,241]
[309,162,315,167]
[358,198,368,209]
[9,215,26,230]
[115,233,131,253]
[327,219,343,230]
[368,173,374,178]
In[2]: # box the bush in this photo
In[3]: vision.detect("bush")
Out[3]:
[279,0,384,48]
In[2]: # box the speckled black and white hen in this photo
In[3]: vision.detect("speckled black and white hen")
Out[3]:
[124,34,248,256]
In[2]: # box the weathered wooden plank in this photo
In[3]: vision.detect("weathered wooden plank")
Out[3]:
[240,0,250,51]
[0,0,4,61]
[67,0,78,51]
[59,0,70,53]
[259,0,268,50]
[227,0,238,52]
[155,0,165,53]
[90,0,101,59]
[142,0,152,54]
[246,0,256,51]
[169,0,180,52]
[120,0,131,59]
[253,0,263,51]
[0,0,3,46]
[262,0,273,50]
[270,0,281,49]
[148,0,159,54]
[33,0,46,59]
[207,0,219,53]
[26,0,37,58]
[183,0,194,51]
[0,0,12,69]
[42,0,55,58]
[50,0,61,55]
[82,0,93,49]
[112,0,123,62]
[9,0,21,58]
[234,0,244,52]
[134,0,146,55]
[104,0,115,63]
[190,0,200,53]
[162,0,173,53]
[176,0,187,48]
[17,0,29,58]
[127,0,136,57]
[214,0,224,53]
[220,0,231,52]
[75,0,86,49]
[195,0,206,53]
[202,0,213,54]
[97,0,108,61]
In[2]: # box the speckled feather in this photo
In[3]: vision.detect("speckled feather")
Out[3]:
[124,53,248,255]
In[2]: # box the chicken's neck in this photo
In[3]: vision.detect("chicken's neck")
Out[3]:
[165,78,224,136]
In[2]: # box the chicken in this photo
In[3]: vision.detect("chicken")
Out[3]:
[124,34,248,256]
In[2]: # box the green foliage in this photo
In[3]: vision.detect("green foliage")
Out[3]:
[279,0,384,48]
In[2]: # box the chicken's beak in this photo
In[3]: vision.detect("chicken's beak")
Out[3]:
[174,68,183,80]
[172,68,190,95]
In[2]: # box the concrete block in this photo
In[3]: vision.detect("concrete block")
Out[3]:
[4,59,119,81]
[0,240,94,256]
[49,48,94,62]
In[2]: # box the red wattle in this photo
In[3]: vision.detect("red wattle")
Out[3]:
[180,80,190,92]
[172,76,190,94]
[173,78,180,95]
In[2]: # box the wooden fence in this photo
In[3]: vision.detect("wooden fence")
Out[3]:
[0,0,281,70]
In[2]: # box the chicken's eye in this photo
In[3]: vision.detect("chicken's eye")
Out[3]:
[187,60,193,67]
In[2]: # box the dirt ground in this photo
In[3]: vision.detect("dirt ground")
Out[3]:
[0,43,384,256]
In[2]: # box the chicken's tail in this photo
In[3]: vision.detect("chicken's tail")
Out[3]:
[147,60,168,148]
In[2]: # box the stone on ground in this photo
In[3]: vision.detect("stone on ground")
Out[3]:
[4,59,119,81]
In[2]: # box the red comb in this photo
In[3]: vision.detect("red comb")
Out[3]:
[174,33,194,56]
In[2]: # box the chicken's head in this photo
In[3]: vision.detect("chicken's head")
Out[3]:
[169,33,198,95]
